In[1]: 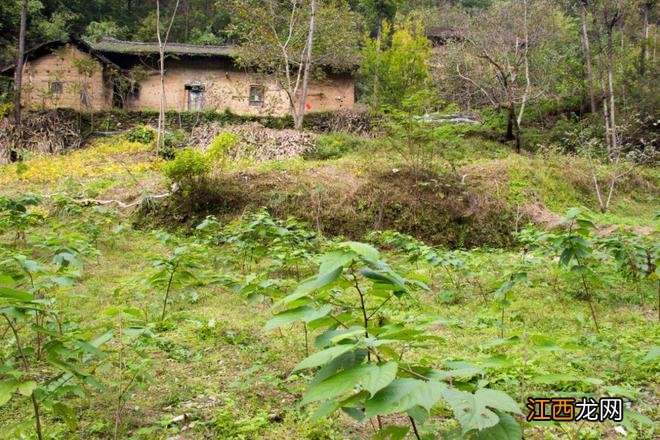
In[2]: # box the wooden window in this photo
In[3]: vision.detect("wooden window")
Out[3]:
[249,85,265,107]
[185,82,205,111]
[128,85,140,100]
[49,81,63,95]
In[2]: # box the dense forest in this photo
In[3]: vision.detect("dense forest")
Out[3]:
[1,0,657,150]
[0,0,658,439]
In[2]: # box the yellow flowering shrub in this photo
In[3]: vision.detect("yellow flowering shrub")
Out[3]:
[0,138,158,185]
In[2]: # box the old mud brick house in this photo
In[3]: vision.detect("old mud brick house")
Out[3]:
[1,38,355,115]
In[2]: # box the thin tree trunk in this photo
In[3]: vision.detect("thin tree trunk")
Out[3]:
[606,28,617,154]
[579,1,597,113]
[506,103,520,151]
[156,0,181,153]
[595,34,612,155]
[512,103,522,153]
[517,0,530,128]
[296,0,317,131]
[587,151,606,212]
[5,316,43,440]
[156,0,164,152]
[639,2,650,76]
[13,0,28,155]
[373,4,384,109]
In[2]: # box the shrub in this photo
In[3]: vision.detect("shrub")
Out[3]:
[126,124,155,144]
[207,131,239,163]
[304,133,366,160]
[0,102,14,119]
[158,129,188,160]
[163,148,210,183]
[165,129,186,149]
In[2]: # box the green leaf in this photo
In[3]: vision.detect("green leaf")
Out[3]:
[343,241,380,261]
[329,327,365,345]
[310,349,367,386]
[559,248,574,266]
[362,362,398,396]
[473,411,521,439]
[474,389,522,415]
[74,340,105,358]
[52,402,78,431]
[364,379,447,418]
[530,335,563,351]
[51,276,75,288]
[0,380,20,405]
[318,250,355,274]
[265,305,332,330]
[311,399,339,421]
[16,381,37,396]
[303,364,365,404]
[302,361,397,405]
[564,207,583,220]
[373,425,410,440]
[430,361,483,380]
[622,408,653,428]
[442,388,521,433]
[480,355,514,369]
[484,336,521,347]
[276,266,342,306]
[360,269,407,293]
[0,287,34,302]
[576,218,594,229]
[342,406,366,422]
[293,344,356,372]
[493,281,514,300]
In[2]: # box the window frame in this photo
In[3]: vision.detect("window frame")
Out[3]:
[49,81,63,95]
[249,85,265,107]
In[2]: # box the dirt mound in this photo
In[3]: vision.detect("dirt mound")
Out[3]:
[520,202,562,228]
[138,165,519,248]
[188,122,317,162]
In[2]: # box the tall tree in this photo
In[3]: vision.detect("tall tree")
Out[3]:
[436,0,571,151]
[578,0,598,113]
[229,0,361,130]
[13,0,28,131]
[451,1,538,150]
[360,20,432,110]
[156,0,181,152]
[297,0,317,128]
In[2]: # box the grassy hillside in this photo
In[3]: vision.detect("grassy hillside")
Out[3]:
[0,130,657,439]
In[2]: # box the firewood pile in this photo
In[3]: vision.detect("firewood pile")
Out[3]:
[305,108,373,135]
[0,111,83,164]
[189,122,318,162]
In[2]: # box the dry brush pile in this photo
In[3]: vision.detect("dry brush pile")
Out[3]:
[0,110,84,164]
[189,122,317,162]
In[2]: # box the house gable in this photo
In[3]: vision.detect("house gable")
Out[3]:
[21,43,111,111]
